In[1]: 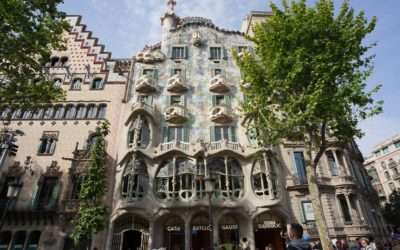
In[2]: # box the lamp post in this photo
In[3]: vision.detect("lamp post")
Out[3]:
[0,129,24,171]
[0,179,22,230]
[204,175,215,250]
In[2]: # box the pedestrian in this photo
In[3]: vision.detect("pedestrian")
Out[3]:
[240,237,250,250]
[285,223,312,250]
[360,238,372,250]
[369,237,377,250]
[265,243,275,250]
[348,240,359,250]
[383,239,392,250]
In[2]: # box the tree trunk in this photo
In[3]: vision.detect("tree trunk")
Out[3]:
[304,132,331,250]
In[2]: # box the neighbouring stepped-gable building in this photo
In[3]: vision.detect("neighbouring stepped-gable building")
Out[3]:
[0,1,387,250]
[0,16,129,249]
[364,134,400,200]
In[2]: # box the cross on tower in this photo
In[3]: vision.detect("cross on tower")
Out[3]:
[167,0,177,12]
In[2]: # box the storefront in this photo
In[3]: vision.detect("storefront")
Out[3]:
[218,215,239,250]
[163,216,185,250]
[253,213,285,250]
[191,215,211,250]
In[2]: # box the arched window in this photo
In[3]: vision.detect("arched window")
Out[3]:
[155,158,197,201]
[97,105,107,118]
[176,159,196,200]
[121,155,148,201]
[252,156,278,199]
[86,105,97,118]
[71,78,82,90]
[91,77,104,90]
[208,158,244,199]
[128,115,150,149]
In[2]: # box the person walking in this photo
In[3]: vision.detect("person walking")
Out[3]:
[285,223,312,250]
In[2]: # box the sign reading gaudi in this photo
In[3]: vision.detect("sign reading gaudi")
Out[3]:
[257,220,282,229]
[220,224,238,230]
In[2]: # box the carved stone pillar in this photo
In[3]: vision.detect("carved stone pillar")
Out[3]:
[185,219,191,250]
[344,193,356,224]
[332,150,344,176]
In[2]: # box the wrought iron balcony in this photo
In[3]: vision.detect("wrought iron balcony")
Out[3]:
[209,75,230,93]
[164,105,189,124]
[61,199,80,213]
[210,105,233,123]
[388,161,398,168]
[135,75,157,93]
[167,74,188,93]
[292,173,308,185]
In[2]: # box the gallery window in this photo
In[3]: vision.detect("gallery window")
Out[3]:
[121,155,149,201]
[252,156,278,199]
[128,115,150,149]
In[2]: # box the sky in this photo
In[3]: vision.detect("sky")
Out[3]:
[59,0,400,157]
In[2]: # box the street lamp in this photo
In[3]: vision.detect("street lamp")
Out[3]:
[0,179,22,230]
[204,175,215,250]
[0,129,25,170]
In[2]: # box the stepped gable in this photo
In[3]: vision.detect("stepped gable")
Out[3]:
[170,16,244,35]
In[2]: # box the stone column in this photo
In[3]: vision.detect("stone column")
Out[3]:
[341,153,351,176]
[355,194,366,224]
[263,153,274,199]
[224,156,230,197]
[332,150,344,176]
[172,157,176,199]
[105,220,115,250]
[344,193,357,224]
[185,219,191,250]
[148,220,155,250]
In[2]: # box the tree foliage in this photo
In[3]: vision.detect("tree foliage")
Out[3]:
[71,120,110,245]
[0,0,70,113]
[234,0,381,249]
[382,190,400,231]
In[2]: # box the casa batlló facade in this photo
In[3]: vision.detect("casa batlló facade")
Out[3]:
[0,1,387,250]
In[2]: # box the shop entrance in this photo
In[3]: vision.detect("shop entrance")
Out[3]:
[122,230,142,250]
[191,215,211,250]
[163,216,185,250]
[253,213,285,250]
[112,215,149,250]
[218,215,239,250]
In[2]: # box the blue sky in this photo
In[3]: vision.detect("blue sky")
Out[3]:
[60,0,400,157]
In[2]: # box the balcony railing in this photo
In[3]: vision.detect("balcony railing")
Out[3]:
[209,75,229,93]
[292,173,308,185]
[167,74,188,93]
[210,105,233,123]
[388,161,398,168]
[131,100,154,113]
[164,105,189,124]
[61,199,80,213]
[158,139,244,154]
[135,75,157,93]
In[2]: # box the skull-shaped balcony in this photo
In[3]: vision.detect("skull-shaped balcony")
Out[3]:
[135,75,157,93]
[167,74,189,93]
[209,75,230,93]
[210,105,233,123]
[164,105,189,124]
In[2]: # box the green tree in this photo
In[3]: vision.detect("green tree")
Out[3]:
[0,0,69,114]
[234,0,382,249]
[71,120,110,245]
[382,190,400,232]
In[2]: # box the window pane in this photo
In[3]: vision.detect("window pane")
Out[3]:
[172,47,184,59]
[143,69,154,76]
[168,127,175,141]
[98,105,106,118]
[210,47,222,59]
[222,127,229,140]
[176,127,183,141]
[215,127,222,141]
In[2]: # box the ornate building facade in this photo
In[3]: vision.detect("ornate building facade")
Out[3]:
[364,134,400,200]
[0,2,387,250]
[0,16,129,249]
